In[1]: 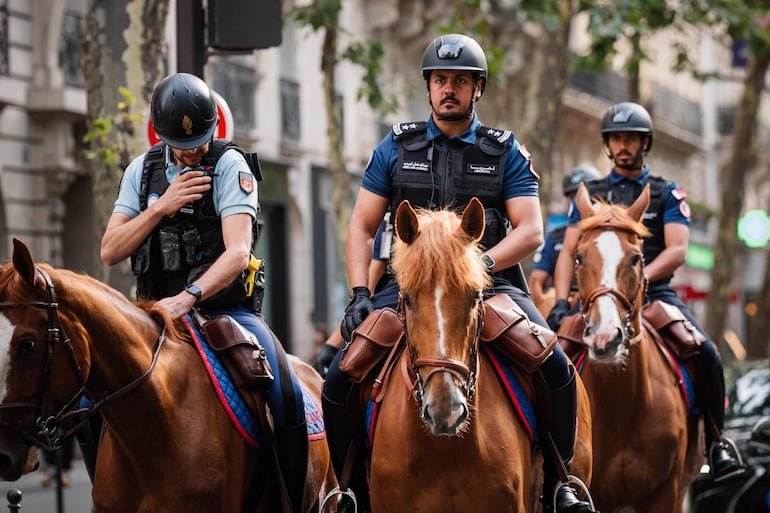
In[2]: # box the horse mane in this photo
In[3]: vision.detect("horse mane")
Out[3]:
[391,207,490,294]
[0,263,189,344]
[578,200,652,238]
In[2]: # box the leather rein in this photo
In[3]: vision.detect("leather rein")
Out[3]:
[402,292,484,408]
[0,268,166,452]
[578,222,647,346]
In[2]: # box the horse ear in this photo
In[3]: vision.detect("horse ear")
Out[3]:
[627,183,651,223]
[460,197,485,242]
[12,238,37,286]
[575,182,595,219]
[395,200,420,244]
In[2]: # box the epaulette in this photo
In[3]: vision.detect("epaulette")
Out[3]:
[392,121,428,137]
[476,125,512,156]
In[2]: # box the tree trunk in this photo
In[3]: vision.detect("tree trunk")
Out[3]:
[81,0,168,291]
[704,47,770,353]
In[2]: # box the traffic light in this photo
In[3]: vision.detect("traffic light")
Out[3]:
[208,0,282,50]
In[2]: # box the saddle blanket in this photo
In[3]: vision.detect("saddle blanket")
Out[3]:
[572,346,698,414]
[182,316,326,447]
[365,344,537,445]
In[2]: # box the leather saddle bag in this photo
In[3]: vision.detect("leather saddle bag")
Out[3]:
[556,313,587,362]
[480,294,558,374]
[199,314,274,390]
[339,307,404,383]
[643,300,704,359]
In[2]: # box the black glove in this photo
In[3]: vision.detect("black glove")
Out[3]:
[546,299,571,332]
[311,343,339,379]
[340,286,374,342]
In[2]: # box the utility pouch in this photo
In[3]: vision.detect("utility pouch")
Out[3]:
[480,294,557,374]
[339,307,404,383]
[158,227,183,271]
[643,300,704,359]
[199,313,274,389]
[188,264,248,309]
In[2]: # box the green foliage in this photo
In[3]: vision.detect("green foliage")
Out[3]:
[342,41,398,115]
[83,87,144,169]
[289,0,341,30]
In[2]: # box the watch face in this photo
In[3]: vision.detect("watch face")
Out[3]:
[481,254,494,270]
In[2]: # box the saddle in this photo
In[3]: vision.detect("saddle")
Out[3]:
[556,300,705,362]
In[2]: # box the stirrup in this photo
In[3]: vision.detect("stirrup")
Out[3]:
[708,438,746,483]
[550,475,596,513]
[320,486,358,513]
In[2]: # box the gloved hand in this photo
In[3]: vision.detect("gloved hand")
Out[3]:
[546,299,571,332]
[311,343,339,379]
[340,286,374,342]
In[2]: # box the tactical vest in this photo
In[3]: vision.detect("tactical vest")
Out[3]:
[549,224,568,265]
[585,174,671,283]
[131,141,262,305]
[391,121,511,250]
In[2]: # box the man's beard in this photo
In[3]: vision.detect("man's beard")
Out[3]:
[432,96,474,121]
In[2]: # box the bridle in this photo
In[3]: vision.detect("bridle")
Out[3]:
[402,291,484,410]
[578,223,647,346]
[0,268,166,452]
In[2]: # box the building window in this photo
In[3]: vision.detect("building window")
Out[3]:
[210,59,257,134]
[0,0,8,76]
[59,10,85,87]
[280,78,300,145]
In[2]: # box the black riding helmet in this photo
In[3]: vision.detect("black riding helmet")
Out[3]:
[600,102,653,153]
[150,73,218,150]
[421,34,488,97]
[562,165,601,196]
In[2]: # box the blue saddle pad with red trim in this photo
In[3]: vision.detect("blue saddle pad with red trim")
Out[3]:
[181,316,326,447]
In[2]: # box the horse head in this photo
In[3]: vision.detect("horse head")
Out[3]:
[574,183,651,364]
[391,198,490,436]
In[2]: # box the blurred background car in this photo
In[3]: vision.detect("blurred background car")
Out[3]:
[686,362,770,513]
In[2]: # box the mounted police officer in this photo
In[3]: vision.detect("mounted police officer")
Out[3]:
[100,72,308,513]
[530,165,602,298]
[322,34,596,513]
[548,101,741,480]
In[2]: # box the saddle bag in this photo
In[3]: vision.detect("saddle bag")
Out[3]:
[643,300,704,359]
[339,307,404,383]
[556,313,587,362]
[480,294,558,374]
[199,314,274,389]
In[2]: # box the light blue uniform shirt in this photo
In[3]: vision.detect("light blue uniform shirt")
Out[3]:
[114,146,259,219]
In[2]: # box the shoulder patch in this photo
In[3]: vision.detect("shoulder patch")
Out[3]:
[671,187,687,201]
[239,171,254,194]
[519,143,540,180]
[679,200,691,219]
[481,126,512,144]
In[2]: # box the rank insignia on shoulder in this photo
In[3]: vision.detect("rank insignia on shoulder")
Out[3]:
[671,187,687,201]
[239,171,254,194]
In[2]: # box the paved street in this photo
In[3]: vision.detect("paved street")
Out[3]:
[0,457,92,513]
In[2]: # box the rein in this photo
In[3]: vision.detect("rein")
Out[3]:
[0,267,167,452]
[578,223,647,346]
[402,292,484,409]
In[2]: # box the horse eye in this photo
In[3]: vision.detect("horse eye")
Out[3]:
[631,253,642,266]
[574,254,583,266]
[402,294,412,308]
[17,338,36,353]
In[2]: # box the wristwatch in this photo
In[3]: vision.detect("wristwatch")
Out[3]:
[184,283,202,304]
[480,254,495,273]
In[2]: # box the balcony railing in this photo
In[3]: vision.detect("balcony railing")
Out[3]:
[0,0,8,76]
[59,10,84,87]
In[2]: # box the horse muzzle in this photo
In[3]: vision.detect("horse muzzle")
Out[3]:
[0,440,38,480]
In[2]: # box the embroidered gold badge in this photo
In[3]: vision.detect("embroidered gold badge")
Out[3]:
[182,115,193,135]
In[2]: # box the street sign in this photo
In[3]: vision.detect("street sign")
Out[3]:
[144,90,234,148]
[737,209,770,249]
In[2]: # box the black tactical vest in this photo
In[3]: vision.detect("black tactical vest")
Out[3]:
[131,141,261,304]
[391,121,512,250]
[584,174,671,283]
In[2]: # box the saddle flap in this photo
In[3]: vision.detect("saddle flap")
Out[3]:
[200,314,274,389]
[339,307,404,383]
[643,300,705,358]
[480,294,557,374]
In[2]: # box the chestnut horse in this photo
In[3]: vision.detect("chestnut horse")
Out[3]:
[0,238,335,513]
[569,183,701,512]
[368,198,592,513]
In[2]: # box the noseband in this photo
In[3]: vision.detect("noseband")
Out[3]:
[0,268,166,452]
[579,224,647,346]
[403,292,483,409]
